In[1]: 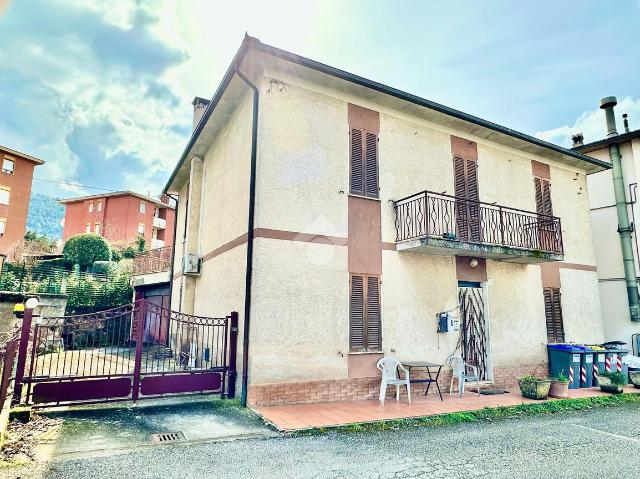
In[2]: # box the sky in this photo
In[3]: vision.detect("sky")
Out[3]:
[0,0,639,200]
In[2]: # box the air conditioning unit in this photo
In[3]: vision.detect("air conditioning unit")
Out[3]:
[182,254,201,275]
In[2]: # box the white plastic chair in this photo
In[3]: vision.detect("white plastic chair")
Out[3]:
[376,357,411,405]
[447,354,480,396]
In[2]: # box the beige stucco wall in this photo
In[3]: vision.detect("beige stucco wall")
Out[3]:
[485,261,547,367]
[559,268,604,343]
[256,79,348,237]
[249,238,348,383]
[381,251,458,363]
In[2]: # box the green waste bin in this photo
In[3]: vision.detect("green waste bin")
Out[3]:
[589,347,607,386]
[547,344,583,389]
[579,348,595,387]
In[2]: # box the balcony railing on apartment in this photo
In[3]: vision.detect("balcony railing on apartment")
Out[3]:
[394,190,563,255]
[153,216,167,229]
[133,246,173,275]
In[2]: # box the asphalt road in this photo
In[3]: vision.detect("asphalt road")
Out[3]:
[7,403,640,479]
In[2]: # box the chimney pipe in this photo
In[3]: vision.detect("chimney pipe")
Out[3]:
[623,113,630,133]
[601,96,640,322]
[191,97,211,132]
[600,96,619,138]
[571,133,584,147]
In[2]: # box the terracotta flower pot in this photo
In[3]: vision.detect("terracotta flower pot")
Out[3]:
[549,380,569,399]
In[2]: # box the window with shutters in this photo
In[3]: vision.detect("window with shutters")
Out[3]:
[349,274,382,351]
[534,176,555,250]
[350,128,378,198]
[544,287,565,343]
[453,156,480,241]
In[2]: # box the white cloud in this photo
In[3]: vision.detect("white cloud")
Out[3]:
[537,97,640,147]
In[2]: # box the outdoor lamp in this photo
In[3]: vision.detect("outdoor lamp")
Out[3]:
[25,297,39,310]
[469,258,479,268]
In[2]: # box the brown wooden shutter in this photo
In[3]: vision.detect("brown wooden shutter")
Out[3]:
[534,177,553,216]
[544,287,565,343]
[350,128,378,198]
[364,132,379,198]
[350,129,364,196]
[454,156,479,241]
[350,274,382,351]
[365,275,381,350]
[350,274,365,350]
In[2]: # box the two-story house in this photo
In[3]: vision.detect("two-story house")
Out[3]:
[0,145,45,256]
[60,191,176,250]
[164,36,610,406]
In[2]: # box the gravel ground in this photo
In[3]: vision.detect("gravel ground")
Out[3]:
[5,403,640,479]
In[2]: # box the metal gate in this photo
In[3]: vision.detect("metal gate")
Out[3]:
[458,285,490,381]
[12,300,238,407]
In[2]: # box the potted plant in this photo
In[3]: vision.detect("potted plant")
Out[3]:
[517,375,551,400]
[598,371,627,394]
[549,373,570,399]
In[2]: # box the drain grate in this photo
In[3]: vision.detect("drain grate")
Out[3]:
[150,432,186,444]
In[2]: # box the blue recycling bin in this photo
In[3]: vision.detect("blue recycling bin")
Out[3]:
[547,344,584,389]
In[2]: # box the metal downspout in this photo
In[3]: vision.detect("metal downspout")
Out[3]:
[601,96,640,322]
[236,66,259,406]
[166,193,179,308]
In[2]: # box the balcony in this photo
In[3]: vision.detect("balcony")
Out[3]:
[153,216,167,229]
[393,191,564,263]
[151,238,165,249]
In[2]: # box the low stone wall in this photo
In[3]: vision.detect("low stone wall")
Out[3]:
[248,363,548,407]
[0,292,68,334]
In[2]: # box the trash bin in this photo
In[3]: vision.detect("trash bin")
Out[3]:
[579,347,595,387]
[602,341,629,378]
[547,344,583,389]
[588,345,607,386]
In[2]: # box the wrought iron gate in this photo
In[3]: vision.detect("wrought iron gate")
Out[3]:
[13,300,238,407]
[458,286,490,381]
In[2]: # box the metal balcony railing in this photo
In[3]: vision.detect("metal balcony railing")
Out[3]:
[133,246,173,275]
[394,190,564,254]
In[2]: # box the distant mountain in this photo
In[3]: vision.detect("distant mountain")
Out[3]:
[27,193,65,239]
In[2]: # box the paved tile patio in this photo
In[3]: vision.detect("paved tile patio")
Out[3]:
[254,386,640,431]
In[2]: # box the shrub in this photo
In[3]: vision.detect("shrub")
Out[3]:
[92,261,115,276]
[600,371,627,386]
[63,234,111,269]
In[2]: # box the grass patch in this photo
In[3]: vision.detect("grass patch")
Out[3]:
[293,393,640,436]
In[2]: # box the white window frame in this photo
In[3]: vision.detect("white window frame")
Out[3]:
[0,187,10,206]
[0,218,6,236]
[139,201,146,214]
[85,223,91,233]
[95,223,100,235]
[137,223,145,235]
[97,200,103,212]
[2,158,15,175]
[88,201,94,213]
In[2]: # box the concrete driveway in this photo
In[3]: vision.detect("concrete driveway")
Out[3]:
[6,402,640,479]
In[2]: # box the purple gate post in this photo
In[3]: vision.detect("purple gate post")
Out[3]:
[12,307,33,406]
[226,311,239,399]
[131,300,146,402]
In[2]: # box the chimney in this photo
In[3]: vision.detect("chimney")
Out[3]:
[571,133,584,147]
[623,113,630,133]
[600,96,619,138]
[192,97,211,131]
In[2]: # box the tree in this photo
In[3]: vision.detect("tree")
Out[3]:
[63,233,111,270]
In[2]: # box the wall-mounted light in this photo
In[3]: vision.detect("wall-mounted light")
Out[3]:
[469,258,479,268]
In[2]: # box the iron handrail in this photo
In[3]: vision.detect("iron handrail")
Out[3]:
[393,190,564,254]
[394,189,560,221]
